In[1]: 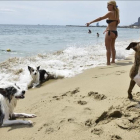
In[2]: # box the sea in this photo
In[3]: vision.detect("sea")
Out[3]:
[0,24,139,89]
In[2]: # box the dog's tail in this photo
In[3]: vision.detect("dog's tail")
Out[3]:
[0,104,4,126]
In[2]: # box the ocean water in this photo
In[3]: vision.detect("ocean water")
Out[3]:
[0,24,139,89]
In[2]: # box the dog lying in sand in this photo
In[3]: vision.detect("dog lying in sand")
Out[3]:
[28,66,56,88]
[0,84,36,126]
[27,66,64,88]
[126,42,140,99]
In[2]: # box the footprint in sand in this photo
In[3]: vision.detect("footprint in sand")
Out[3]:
[84,107,91,111]
[90,100,140,131]
[71,88,80,95]
[85,119,93,127]
[126,104,140,112]
[110,135,122,140]
[91,128,103,135]
[115,70,126,75]
[52,96,62,100]
[77,100,87,105]
[88,91,107,100]
[38,123,48,132]
[93,76,98,78]
[37,122,58,134]
[68,118,75,123]
[95,106,122,125]
[63,88,80,96]
[45,127,54,134]
[115,118,132,129]
[52,88,80,101]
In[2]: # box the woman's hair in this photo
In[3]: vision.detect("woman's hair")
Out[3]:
[108,0,119,19]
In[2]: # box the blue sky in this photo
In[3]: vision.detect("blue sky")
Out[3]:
[0,1,140,26]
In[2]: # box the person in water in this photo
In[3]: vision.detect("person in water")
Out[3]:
[97,32,99,37]
[88,29,92,34]
[86,0,120,65]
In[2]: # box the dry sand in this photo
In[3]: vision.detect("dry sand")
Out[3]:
[1,55,140,140]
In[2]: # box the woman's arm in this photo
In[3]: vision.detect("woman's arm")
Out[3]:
[86,12,111,26]
[103,27,109,34]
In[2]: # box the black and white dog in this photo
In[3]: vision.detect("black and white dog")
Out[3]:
[28,66,55,88]
[0,84,36,126]
[28,66,48,88]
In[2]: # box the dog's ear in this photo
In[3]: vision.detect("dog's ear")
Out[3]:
[3,87,15,102]
[37,66,40,70]
[28,66,31,71]
[0,88,11,102]
[126,42,138,51]
[5,87,17,95]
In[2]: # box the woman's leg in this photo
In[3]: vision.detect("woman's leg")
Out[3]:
[110,38,116,63]
[106,31,117,64]
[105,32,112,65]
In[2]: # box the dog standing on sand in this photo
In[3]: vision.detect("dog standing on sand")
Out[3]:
[126,42,140,99]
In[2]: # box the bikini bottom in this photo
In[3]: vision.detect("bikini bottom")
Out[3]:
[107,30,118,37]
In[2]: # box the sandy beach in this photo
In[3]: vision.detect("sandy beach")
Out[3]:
[1,55,140,140]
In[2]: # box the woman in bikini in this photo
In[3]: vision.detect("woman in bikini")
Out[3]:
[86,0,120,65]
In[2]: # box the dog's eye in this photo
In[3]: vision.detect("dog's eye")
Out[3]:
[16,86,20,89]
[15,84,20,89]
[32,69,34,72]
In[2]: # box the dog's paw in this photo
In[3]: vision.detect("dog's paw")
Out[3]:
[25,114,37,118]
[29,114,37,118]
[24,120,33,125]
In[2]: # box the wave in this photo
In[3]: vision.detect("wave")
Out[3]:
[0,39,136,90]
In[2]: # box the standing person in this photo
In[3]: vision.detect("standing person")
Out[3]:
[97,32,99,37]
[86,0,120,65]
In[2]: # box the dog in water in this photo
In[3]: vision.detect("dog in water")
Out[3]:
[28,66,55,88]
[0,84,36,126]
[126,42,140,99]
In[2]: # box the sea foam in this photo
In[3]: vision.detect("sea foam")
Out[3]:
[0,39,136,89]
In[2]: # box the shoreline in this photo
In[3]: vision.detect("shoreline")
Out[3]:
[66,25,140,29]
[0,24,140,29]
[0,48,134,90]
[1,55,140,140]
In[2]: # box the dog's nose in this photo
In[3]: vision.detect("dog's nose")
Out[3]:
[22,90,25,94]
[34,72,36,75]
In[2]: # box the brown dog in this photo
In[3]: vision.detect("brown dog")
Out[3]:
[126,42,140,99]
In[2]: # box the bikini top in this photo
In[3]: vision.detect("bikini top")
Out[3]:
[106,20,118,24]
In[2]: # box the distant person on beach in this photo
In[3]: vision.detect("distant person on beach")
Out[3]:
[88,29,91,34]
[97,33,99,37]
[86,0,120,65]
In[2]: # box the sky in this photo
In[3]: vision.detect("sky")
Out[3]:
[0,1,140,26]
